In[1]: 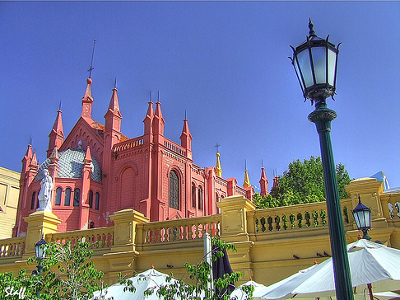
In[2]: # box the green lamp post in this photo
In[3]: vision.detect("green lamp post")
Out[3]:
[35,235,47,297]
[352,195,372,240]
[290,19,354,300]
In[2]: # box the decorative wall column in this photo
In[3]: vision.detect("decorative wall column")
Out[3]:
[217,195,256,282]
[22,211,62,259]
[345,178,396,244]
[104,209,149,276]
[345,178,387,228]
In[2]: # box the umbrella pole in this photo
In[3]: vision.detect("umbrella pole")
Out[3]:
[204,233,214,295]
[367,284,374,300]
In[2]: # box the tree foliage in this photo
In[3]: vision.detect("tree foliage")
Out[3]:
[0,241,105,300]
[254,156,351,209]
[144,237,253,300]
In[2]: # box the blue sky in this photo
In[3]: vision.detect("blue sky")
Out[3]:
[1,1,399,191]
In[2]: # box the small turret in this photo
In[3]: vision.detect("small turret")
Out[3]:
[180,112,192,159]
[21,144,33,174]
[47,147,59,180]
[143,97,154,143]
[81,78,94,119]
[104,84,122,141]
[153,94,165,143]
[259,167,269,196]
[47,107,64,158]
[243,160,254,200]
[243,160,251,188]
[215,152,222,177]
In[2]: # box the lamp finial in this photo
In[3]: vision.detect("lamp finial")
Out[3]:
[308,18,316,37]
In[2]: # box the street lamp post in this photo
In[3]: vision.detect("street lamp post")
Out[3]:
[290,19,354,300]
[35,235,47,297]
[352,195,372,240]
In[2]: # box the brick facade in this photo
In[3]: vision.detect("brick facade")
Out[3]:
[13,77,257,236]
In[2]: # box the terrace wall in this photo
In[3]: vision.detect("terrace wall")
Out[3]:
[0,177,399,287]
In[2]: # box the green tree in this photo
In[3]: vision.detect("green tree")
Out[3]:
[255,156,351,209]
[143,237,253,300]
[0,241,106,300]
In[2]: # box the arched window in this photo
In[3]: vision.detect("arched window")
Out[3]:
[191,183,196,208]
[89,221,95,229]
[95,192,100,210]
[88,190,93,208]
[73,188,80,207]
[169,170,179,210]
[30,192,36,209]
[64,188,71,206]
[55,188,62,206]
[198,186,203,210]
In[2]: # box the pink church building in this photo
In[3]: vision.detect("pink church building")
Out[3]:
[14,76,269,236]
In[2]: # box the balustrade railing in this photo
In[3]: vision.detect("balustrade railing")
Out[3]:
[215,177,228,187]
[235,186,247,196]
[252,200,351,234]
[112,137,144,152]
[0,237,26,257]
[192,164,205,176]
[47,227,114,249]
[141,215,221,244]
[164,140,186,156]
[387,197,400,222]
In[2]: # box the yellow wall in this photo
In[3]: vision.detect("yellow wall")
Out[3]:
[0,167,20,239]
[0,177,399,289]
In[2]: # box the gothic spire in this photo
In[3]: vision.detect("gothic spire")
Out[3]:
[259,167,269,196]
[47,108,65,157]
[180,112,193,158]
[81,78,94,119]
[215,152,222,177]
[243,160,251,188]
[104,85,122,135]
[107,84,122,117]
[84,146,92,163]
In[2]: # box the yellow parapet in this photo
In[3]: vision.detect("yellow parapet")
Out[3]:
[0,178,399,288]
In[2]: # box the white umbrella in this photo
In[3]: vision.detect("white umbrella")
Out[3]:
[92,268,185,300]
[260,239,400,299]
[230,280,269,299]
[256,264,326,300]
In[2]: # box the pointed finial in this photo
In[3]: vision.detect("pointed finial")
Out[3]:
[261,159,264,168]
[245,159,247,170]
[58,101,62,111]
[157,91,160,102]
[308,18,316,37]
[184,109,187,120]
[114,78,117,89]
[150,91,152,102]
[215,143,220,153]
[88,39,97,78]
[29,135,32,146]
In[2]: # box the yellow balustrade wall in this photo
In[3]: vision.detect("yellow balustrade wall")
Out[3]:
[0,178,399,288]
